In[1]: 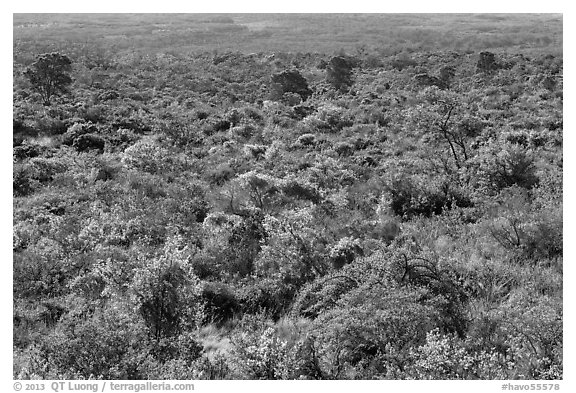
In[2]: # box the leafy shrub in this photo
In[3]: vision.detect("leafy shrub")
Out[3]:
[407,329,513,379]
[256,209,329,289]
[270,69,313,101]
[326,56,356,91]
[237,278,296,319]
[302,104,353,134]
[201,282,240,325]
[295,133,316,147]
[62,121,98,145]
[91,156,122,182]
[385,175,472,219]
[482,187,562,264]
[390,53,418,70]
[140,353,231,380]
[229,315,303,379]
[334,141,355,157]
[415,73,447,89]
[130,238,204,340]
[477,51,501,73]
[489,291,562,379]
[122,138,185,174]
[292,272,360,319]
[208,118,231,134]
[147,332,204,366]
[230,122,257,140]
[470,142,539,194]
[33,115,68,136]
[97,90,120,101]
[72,133,106,152]
[206,163,235,186]
[309,285,441,379]
[292,104,316,120]
[13,143,45,160]
[280,178,322,204]
[31,305,149,379]
[13,163,39,197]
[329,237,363,269]
[243,144,267,160]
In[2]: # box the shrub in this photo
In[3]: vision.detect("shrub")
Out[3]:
[229,315,303,379]
[147,332,204,366]
[97,90,120,101]
[201,282,240,325]
[206,163,235,186]
[334,141,355,156]
[329,237,363,269]
[439,66,456,87]
[13,143,43,160]
[243,144,267,160]
[385,175,471,219]
[230,123,257,139]
[72,133,106,152]
[62,121,98,145]
[295,133,316,147]
[326,56,356,92]
[231,325,287,379]
[106,128,141,150]
[541,75,557,91]
[304,104,354,133]
[494,291,562,379]
[471,142,539,194]
[483,187,562,264]
[408,329,475,379]
[210,118,232,134]
[140,352,231,380]
[122,138,184,174]
[33,115,68,136]
[31,305,149,379]
[270,69,313,101]
[477,51,501,73]
[390,53,418,70]
[280,178,322,204]
[407,329,514,379]
[130,239,204,340]
[309,285,441,379]
[13,163,39,197]
[28,157,67,183]
[415,73,446,89]
[237,278,295,319]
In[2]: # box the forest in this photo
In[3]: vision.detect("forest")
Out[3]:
[13,14,563,380]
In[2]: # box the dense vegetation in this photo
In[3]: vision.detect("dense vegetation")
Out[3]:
[13,14,562,380]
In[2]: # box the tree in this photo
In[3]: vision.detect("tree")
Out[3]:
[409,87,479,171]
[476,51,501,74]
[269,69,312,102]
[24,52,73,105]
[326,56,356,92]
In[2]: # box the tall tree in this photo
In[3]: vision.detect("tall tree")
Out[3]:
[326,56,356,92]
[24,52,73,105]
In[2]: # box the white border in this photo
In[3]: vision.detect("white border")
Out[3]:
[3,3,571,392]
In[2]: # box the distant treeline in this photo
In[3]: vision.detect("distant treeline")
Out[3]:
[13,13,562,61]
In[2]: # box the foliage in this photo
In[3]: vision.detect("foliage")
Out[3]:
[13,17,562,380]
[24,52,73,105]
[326,56,357,92]
[308,285,441,379]
[270,69,312,102]
[470,142,539,194]
[130,237,204,340]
